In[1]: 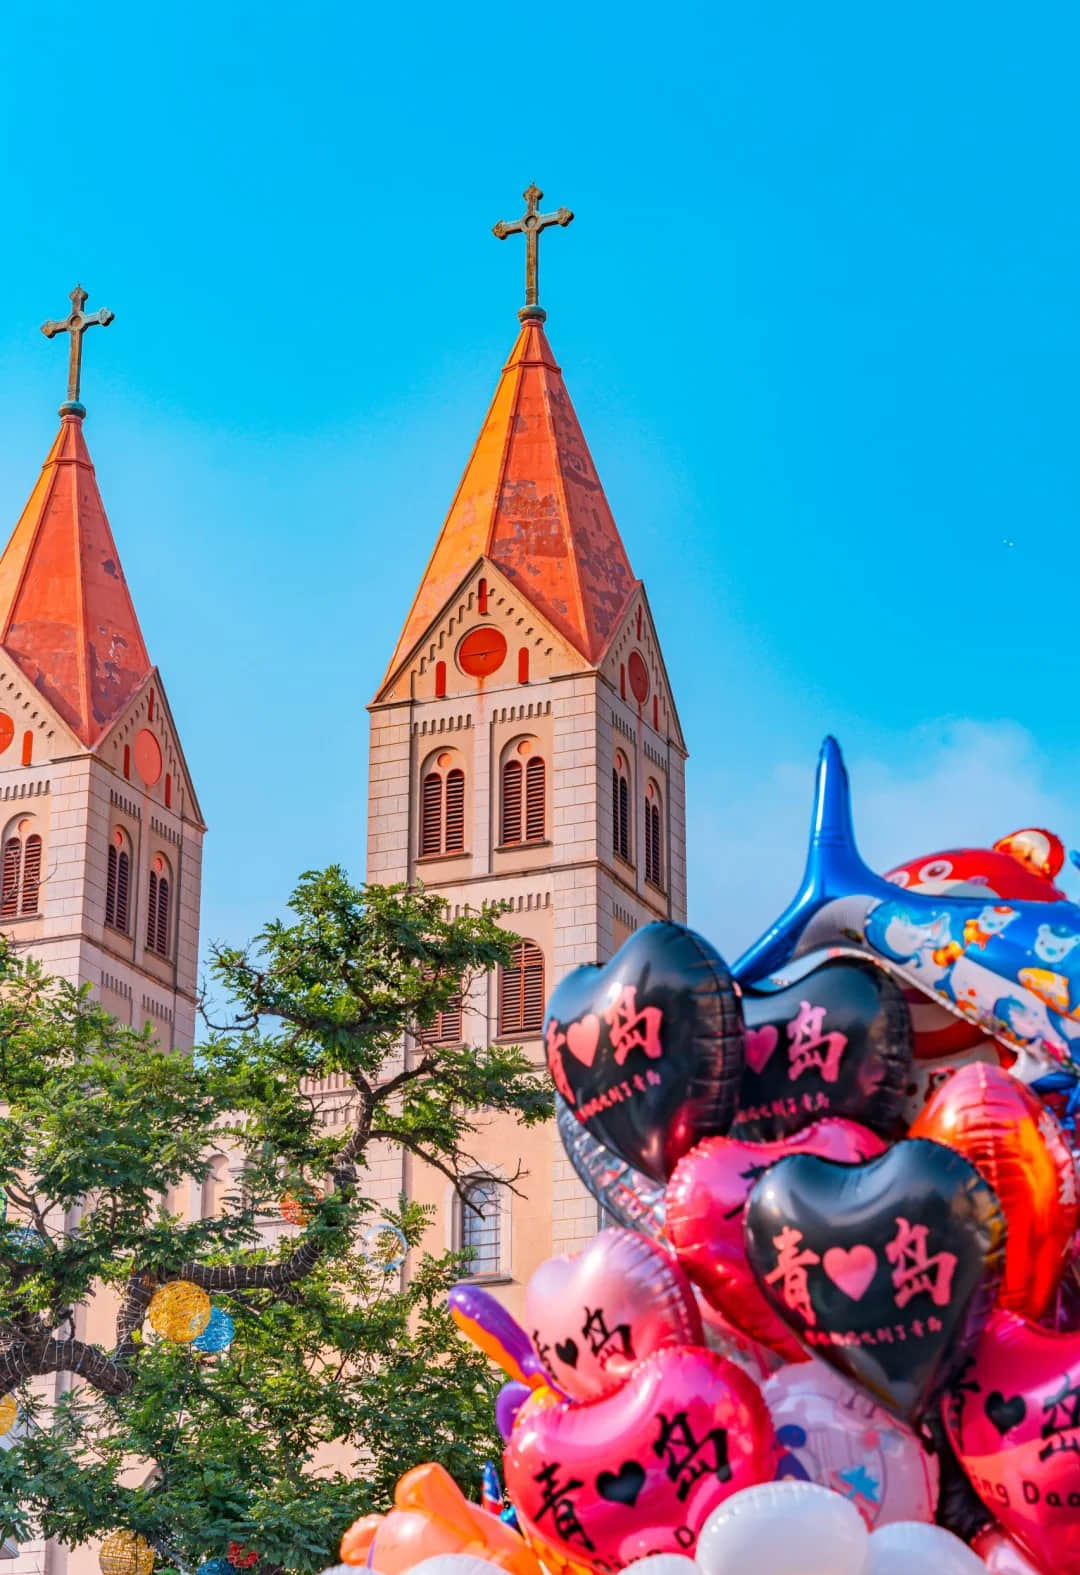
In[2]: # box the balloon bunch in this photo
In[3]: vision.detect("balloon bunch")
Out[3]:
[341,741,1080,1575]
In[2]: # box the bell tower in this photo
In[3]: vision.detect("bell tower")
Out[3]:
[366,195,687,1316]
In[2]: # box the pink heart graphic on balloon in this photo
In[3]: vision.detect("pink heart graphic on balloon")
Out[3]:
[505,1345,777,1570]
[665,1119,886,1361]
[945,1309,1080,1575]
[744,1025,779,1075]
[565,1014,600,1066]
[823,1244,878,1301]
[525,1228,702,1401]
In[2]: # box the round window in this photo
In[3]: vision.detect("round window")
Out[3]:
[458,626,507,678]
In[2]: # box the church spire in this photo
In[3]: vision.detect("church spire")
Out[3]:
[380,191,638,690]
[0,293,150,746]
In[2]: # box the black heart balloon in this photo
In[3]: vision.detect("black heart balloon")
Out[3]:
[744,1138,1006,1422]
[544,921,744,1182]
[733,957,912,1142]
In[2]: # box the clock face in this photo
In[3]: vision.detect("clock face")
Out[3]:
[628,649,650,704]
[457,626,507,678]
[0,713,13,754]
[134,728,162,786]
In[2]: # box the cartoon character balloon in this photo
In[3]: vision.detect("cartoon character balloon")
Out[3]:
[339,1463,543,1575]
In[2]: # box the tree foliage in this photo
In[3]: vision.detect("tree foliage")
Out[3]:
[0,870,551,1571]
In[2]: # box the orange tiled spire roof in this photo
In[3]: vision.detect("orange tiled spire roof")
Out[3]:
[0,289,151,746]
[386,316,638,679]
[384,186,639,684]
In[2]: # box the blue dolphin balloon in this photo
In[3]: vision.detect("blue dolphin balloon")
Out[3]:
[733,737,1080,1078]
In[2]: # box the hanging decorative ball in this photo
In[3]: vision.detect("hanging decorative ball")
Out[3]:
[0,1395,16,1436]
[360,1220,408,1273]
[279,1188,323,1226]
[99,1531,155,1575]
[197,1560,233,1575]
[192,1306,235,1355]
[147,1280,211,1344]
[227,1543,259,1569]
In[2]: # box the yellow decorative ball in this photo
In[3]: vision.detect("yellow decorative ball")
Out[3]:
[99,1531,155,1575]
[0,1395,15,1436]
[147,1280,211,1344]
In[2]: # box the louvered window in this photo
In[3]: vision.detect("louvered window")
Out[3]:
[645,797,663,888]
[525,757,545,842]
[501,760,522,844]
[147,870,170,957]
[445,769,465,852]
[421,772,442,855]
[461,1177,500,1277]
[499,941,544,1036]
[612,766,631,862]
[1,839,21,919]
[420,992,463,1045]
[21,836,41,915]
[106,843,130,932]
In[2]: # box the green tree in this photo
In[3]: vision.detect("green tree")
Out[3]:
[0,870,551,1573]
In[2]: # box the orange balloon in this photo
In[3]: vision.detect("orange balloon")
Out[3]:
[910,1063,1078,1318]
[339,1462,543,1575]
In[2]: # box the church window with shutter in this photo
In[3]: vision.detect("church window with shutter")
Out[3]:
[1,819,43,918]
[500,740,546,846]
[105,829,131,932]
[645,780,664,889]
[498,940,544,1036]
[146,855,171,957]
[420,752,466,856]
[612,750,631,863]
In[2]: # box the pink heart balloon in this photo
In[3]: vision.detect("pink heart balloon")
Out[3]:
[665,1120,887,1359]
[525,1229,703,1402]
[764,1361,939,1529]
[944,1309,1080,1574]
[504,1345,777,1571]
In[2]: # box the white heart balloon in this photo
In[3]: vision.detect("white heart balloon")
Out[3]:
[407,1558,504,1575]
[621,1558,700,1575]
[697,1481,870,1574]
[868,1522,989,1573]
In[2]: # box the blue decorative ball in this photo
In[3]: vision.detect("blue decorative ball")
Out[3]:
[3,1227,41,1259]
[192,1307,235,1354]
[198,1558,233,1575]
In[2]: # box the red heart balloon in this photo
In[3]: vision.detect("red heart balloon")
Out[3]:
[911,1063,1078,1319]
[665,1119,887,1360]
[504,1345,776,1571]
[945,1309,1080,1574]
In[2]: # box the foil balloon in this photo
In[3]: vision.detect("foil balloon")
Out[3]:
[666,1119,887,1360]
[944,1309,1080,1575]
[696,1297,783,1383]
[504,1345,776,1571]
[525,1228,702,1401]
[867,1521,990,1573]
[885,836,1066,906]
[544,922,745,1182]
[972,1527,1046,1574]
[910,1064,1078,1319]
[694,1480,870,1575]
[339,1463,543,1575]
[554,1095,666,1238]
[744,1139,1007,1422]
[734,960,911,1142]
[448,1285,549,1390]
[764,1361,939,1528]
[620,1559,698,1575]
[495,1381,531,1441]
[732,738,1080,1080]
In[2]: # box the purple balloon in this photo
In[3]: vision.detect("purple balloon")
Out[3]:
[495,1379,531,1441]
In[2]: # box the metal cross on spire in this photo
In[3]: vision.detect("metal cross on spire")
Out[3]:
[41,285,115,416]
[492,184,574,322]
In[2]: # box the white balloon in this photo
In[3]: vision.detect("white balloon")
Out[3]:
[621,1558,700,1575]
[868,1522,989,1573]
[697,1481,869,1575]
[407,1558,504,1575]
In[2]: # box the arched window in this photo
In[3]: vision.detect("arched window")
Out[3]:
[20,732,32,767]
[105,831,131,932]
[147,689,155,722]
[201,1153,231,1219]
[123,744,131,779]
[518,647,529,683]
[420,755,466,856]
[420,989,463,1045]
[434,660,447,699]
[526,756,545,842]
[164,773,172,810]
[501,744,545,845]
[645,782,663,889]
[612,752,631,863]
[501,758,522,844]
[460,1176,501,1277]
[1,821,43,918]
[619,664,626,701]
[146,857,171,957]
[499,941,544,1036]
[478,578,488,615]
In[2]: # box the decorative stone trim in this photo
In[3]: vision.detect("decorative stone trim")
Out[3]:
[0,779,49,801]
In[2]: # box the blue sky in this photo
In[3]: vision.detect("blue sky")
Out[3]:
[1,0,1078,972]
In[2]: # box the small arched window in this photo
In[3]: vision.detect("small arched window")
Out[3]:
[478,578,488,615]
[434,660,447,699]
[147,689,155,722]
[619,664,626,701]
[645,782,664,889]
[518,647,529,683]
[123,744,131,779]
[20,732,32,767]
[146,857,171,957]
[105,832,131,932]
[460,1176,500,1277]
[612,752,631,863]
[164,773,172,810]
[201,1153,231,1219]
[499,940,544,1036]
[2,821,42,918]
[420,756,466,856]
[501,745,545,845]
[653,695,659,731]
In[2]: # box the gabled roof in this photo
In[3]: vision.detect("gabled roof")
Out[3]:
[0,412,151,746]
[384,318,636,683]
